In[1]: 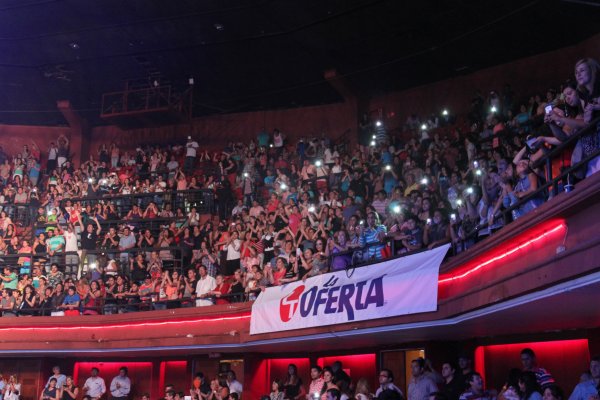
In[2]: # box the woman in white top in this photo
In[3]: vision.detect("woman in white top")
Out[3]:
[225,231,242,276]
[4,375,21,400]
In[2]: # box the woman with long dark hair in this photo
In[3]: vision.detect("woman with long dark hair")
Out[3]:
[282,364,306,400]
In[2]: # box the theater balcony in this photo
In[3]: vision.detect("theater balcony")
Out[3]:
[1,172,599,359]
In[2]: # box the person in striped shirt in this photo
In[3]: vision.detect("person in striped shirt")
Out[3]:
[358,211,387,260]
[520,348,555,389]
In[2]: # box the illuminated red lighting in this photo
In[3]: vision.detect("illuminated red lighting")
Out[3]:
[0,313,251,332]
[439,223,565,284]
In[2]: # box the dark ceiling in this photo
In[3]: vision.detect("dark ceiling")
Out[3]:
[0,0,598,126]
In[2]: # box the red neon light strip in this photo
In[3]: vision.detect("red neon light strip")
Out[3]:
[438,224,565,284]
[0,313,251,332]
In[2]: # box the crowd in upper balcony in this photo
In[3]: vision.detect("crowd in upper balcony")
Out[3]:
[0,57,598,316]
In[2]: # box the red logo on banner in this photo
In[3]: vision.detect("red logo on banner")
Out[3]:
[279,285,305,322]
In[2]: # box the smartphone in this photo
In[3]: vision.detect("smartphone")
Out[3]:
[450,213,457,222]
[526,137,538,149]
[545,104,553,114]
[296,248,302,256]
[473,161,479,168]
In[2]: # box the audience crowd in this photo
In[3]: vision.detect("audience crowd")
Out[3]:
[0,57,598,316]
[3,348,596,400]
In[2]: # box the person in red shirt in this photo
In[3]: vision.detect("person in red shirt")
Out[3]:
[209,274,230,305]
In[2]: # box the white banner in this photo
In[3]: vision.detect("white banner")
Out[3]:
[250,244,449,335]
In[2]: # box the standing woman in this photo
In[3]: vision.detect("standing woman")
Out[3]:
[4,375,21,400]
[40,377,60,400]
[282,364,306,400]
[60,376,79,400]
[575,58,600,176]
[319,367,339,400]
[19,284,38,316]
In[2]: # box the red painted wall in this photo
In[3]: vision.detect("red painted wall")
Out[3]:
[245,357,311,399]
[0,124,71,166]
[73,361,154,399]
[317,354,377,392]
[159,361,189,395]
[475,339,590,395]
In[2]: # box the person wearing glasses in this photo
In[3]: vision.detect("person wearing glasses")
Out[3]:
[375,369,403,398]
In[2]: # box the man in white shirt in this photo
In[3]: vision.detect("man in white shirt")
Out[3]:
[184,136,199,173]
[83,368,106,400]
[47,142,58,172]
[226,371,243,398]
[166,155,179,179]
[61,224,80,276]
[109,367,131,400]
[195,266,216,307]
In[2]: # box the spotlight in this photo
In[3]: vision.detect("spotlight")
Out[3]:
[370,140,376,146]
[421,177,428,185]
[442,109,449,116]
[375,121,382,127]
[280,183,287,190]
[421,124,427,130]
[385,165,391,171]
[315,160,322,167]
[475,169,482,176]
[491,106,497,113]
[243,172,249,178]
[392,205,401,214]
[466,187,473,194]
[456,199,463,206]
[88,178,93,183]
[372,135,377,139]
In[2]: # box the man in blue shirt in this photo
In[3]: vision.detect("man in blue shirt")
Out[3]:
[569,355,599,400]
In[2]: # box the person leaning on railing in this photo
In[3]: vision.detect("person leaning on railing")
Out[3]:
[574,57,600,177]
[357,211,388,261]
